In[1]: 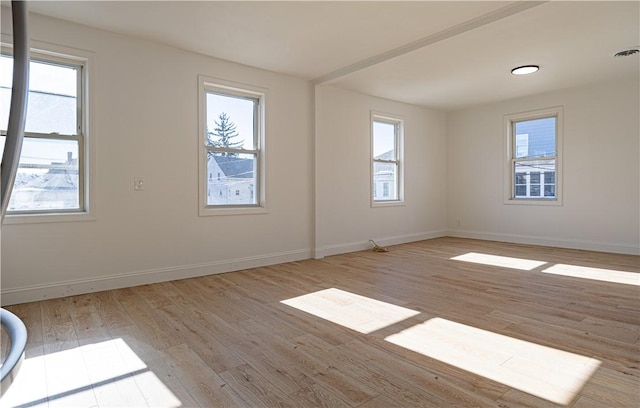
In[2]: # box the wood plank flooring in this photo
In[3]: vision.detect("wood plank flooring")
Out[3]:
[1,237,638,407]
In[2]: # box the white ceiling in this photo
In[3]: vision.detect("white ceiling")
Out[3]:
[24,1,640,111]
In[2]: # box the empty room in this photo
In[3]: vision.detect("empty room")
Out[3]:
[1,1,638,407]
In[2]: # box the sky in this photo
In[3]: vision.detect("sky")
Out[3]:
[373,120,396,158]
[206,92,256,150]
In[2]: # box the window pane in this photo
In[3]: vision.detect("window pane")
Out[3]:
[1,55,78,135]
[373,161,397,201]
[0,137,80,211]
[530,185,541,196]
[514,117,556,159]
[207,152,257,205]
[515,173,526,185]
[530,172,540,184]
[373,121,395,159]
[544,185,556,197]
[544,171,555,184]
[515,185,527,197]
[206,92,256,150]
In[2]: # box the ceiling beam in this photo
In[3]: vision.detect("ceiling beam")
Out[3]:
[312,1,548,85]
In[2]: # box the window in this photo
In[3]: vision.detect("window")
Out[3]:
[199,76,265,215]
[372,112,403,205]
[0,50,88,216]
[504,107,562,205]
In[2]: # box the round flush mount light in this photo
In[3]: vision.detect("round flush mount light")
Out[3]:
[511,65,539,75]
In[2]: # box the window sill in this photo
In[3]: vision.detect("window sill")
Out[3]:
[372,200,405,208]
[3,211,95,225]
[199,206,268,217]
[503,198,563,206]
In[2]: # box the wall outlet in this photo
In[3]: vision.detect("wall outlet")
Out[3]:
[456,219,462,227]
[134,177,144,191]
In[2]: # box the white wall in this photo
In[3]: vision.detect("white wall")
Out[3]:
[315,85,447,256]
[447,77,640,254]
[1,11,314,304]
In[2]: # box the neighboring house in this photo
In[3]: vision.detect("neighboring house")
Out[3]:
[373,149,396,201]
[514,163,556,198]
[207,154,255,205]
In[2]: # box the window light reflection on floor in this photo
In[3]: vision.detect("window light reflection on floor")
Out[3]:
[282,288,601,406]
[542,264,640,286]
[0,338,181,408]
[450,251,640,286]
[280,287,420,334]
[450,252,547,271]
[385,318,601,406]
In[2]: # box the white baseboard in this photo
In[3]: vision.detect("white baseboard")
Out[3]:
[4,229,635,305]
[446,229,640,256]
[1,248,312,306]
[311,248,325,260]
[317,230,447,258]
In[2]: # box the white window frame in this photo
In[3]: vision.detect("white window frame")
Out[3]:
[198,75,267,216]
[504,106,563,206]
[371,111,404,207]
[1,40,94,224]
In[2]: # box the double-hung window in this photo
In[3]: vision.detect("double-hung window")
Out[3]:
[504,107,562,204]
[371,112,403,205]
[0,50,87,215]
[199,76,266,215]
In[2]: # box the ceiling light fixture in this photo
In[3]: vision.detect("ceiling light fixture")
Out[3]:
[511,65,539,75]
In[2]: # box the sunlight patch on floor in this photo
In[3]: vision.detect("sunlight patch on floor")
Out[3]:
[450,252,547,271]
[281,288,420,334]
[0,338,182,408]
[542,264,640,286]
[385,317,601,406]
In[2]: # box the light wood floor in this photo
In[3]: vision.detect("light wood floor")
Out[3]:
[1,237,639,407]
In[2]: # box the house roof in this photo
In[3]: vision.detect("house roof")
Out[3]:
[17,171,77,191]
[375,150,395,161]
[212,154,254,179]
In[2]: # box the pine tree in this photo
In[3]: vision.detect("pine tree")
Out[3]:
[206,112,243,157]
